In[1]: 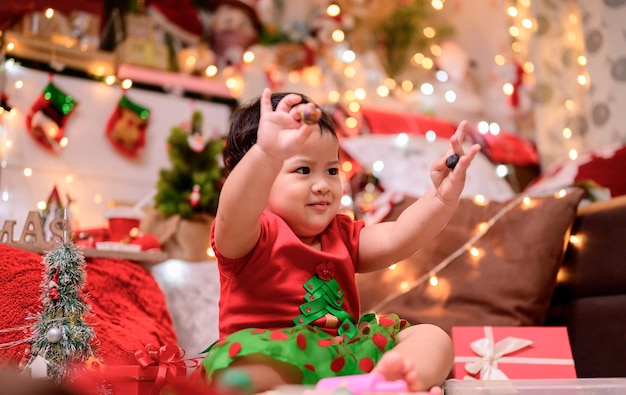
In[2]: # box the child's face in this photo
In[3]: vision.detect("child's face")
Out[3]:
[268,129,342,241]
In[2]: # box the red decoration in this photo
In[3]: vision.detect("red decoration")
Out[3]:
[526,143,626,197]
[188,134,207,153]
[358,357,375,373]
[330,356,346,373]
[73,227,110,248]
[48,267,60,301]
[0,93,12,113]
[357,106,540,167]
[360,106,457,138]
[371,333,388,349]
[129,234,162,251]
[25,81,78,153]
[472,130,539,166]
[132,344,189,395]
[269,330,288,341]
[316,262,335,281]
[147,0,204,44]
[318,339,335,347]
[106,95,150,157]
[48,285,59,301]
[108,217,141,242]
[189,184,201,207]
[377,316,395,327]
[18,346,30,368]
[296,333,307,349]
[228,342,241,358]
[509,59,525,108]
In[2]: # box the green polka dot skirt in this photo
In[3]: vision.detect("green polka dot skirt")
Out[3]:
[199,313,409,385]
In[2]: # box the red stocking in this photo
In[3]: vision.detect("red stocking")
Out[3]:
[105,95,151,158]
[25,82,78,153]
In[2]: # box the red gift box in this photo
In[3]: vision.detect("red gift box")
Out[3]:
[452,326,577,380]
[106,364,187,395]
[104,344,190,395]
[73,227,110,247]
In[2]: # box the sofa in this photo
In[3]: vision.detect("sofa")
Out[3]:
[545,195,626,378]
[357,191,626,379]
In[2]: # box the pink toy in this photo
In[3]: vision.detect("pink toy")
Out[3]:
[315,373,410,394]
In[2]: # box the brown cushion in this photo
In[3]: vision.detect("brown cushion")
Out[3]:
[357,188,585,334]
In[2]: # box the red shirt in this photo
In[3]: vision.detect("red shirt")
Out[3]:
[212,210,365,338]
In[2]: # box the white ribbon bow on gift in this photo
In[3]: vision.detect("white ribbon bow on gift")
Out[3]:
[464,326,532,379]
[454,326,575,380]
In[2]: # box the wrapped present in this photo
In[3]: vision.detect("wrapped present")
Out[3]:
[452,326,577,380]
[105,344,190,395]
[73,227,110,248]
[117,37,170,70]
[124,14,159,40]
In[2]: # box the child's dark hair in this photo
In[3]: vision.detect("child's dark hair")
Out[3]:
[223,92,336,173]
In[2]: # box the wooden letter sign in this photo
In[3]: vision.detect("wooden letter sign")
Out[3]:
[1,211,66,252]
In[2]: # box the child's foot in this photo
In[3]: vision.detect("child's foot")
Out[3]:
[371,351,421,391]
[426,386,443,395]
[371,351,445,394]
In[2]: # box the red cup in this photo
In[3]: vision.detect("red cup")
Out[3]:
[108,217,141,242]
[104,208,143,242]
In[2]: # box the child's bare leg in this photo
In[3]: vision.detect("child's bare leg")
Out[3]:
[214,353,303,393]
[372,323,453,392]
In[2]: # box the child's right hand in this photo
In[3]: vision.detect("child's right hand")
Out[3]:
[429,120,481,204]
[256,88,321,162]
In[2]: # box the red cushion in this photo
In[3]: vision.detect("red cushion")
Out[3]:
[478,132,539,166]
[360,106,457,137]
[0,244,178,367]
[526,143,626,197]
[575,145,626,196]
[359,107,539,166]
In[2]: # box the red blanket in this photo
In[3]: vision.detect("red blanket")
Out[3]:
[0,244,178,367]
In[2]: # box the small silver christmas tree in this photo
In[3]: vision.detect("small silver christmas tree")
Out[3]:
[24,214,101,384]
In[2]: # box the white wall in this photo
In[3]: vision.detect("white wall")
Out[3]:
[439,0,516,131]
[0,65,232,231]
[579,1,626,149]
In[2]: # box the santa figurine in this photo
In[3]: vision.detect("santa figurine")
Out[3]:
[147,0,204,45]
[205,0,263,68]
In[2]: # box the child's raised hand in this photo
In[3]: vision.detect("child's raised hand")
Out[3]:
[256,88,321,161]
[429,120,481,204]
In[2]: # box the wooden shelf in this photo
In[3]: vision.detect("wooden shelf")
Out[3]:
[5,242,169,265]
[5,30,116,76]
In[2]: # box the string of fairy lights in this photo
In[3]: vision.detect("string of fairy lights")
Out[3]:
[368,188,581,313]
[369,194,524,313]
[1,1,592,254]
[0,3,595,362]
[505,0,589,165]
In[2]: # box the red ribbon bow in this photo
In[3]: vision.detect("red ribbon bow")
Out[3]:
[134,344,188,395]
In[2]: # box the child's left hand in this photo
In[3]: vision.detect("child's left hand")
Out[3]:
[429,120,481,204]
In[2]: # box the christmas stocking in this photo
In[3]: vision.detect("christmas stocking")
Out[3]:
[25,82,78,152]
[105,95,150,157]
